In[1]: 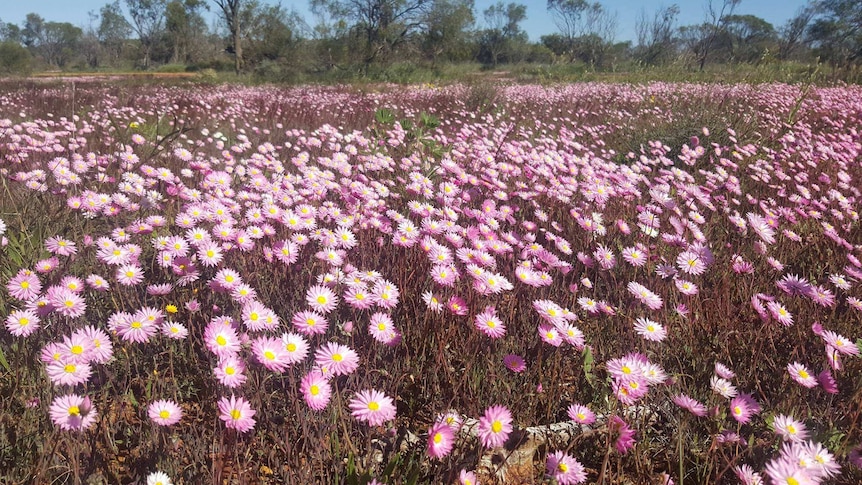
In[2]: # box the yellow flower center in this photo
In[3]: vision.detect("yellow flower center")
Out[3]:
[286,343,297,352]
[216,335,227,346]
[68,405,80,416]
[225,366,235,375]
[19,318,29,326]
[368,401,379,411]
[64,364,76,373]
[558,463,568,473]
[378,323,387,331]
[316,295,327,304]
[332,353,343,362]
[264,350,275,361]
[491,420,502,433]
[310,385,320,396]
[159,410,170,419]
[733,406,742,416]
[21,281,30,289]
[71,345,83,354]
[798,370,809,379]
[230,409,241,420]
[131,321,142,329]
[433,432,442,444]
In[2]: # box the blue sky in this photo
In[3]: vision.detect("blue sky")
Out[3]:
[1,0,811,42]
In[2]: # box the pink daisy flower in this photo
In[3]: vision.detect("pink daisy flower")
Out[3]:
[46,360,92,386]
[609,416,636,454]
[676,250,706,275]
[730,394,761,424]
[734,464,764,485]
[627,281,663,310]
[49,394,97,431]
[633,317,666,342]
[252,337,292,373]
[161,321,189,340]
[218,395,256,433]
[818,370,839,394]
[566,403,596,425]
[5,309,40,337]
[672,394,707,417]
[621,246,647,267]
[300,371,332,411]
[116,264,145,286]
[50,288,86,318]
[772,414,808,442]
[478,405,512,448]
[539,324,564,347]
[368,312,399,345]
[787,362,818,388]
[503,354,526,373]
[675,279,699,295]
[204,320,241,358]
[474,306,506,339]
[767,301,793,326]
[714,362,736,379]
[546,451,588,484]
[446,295,468,315]
[7,270,42,300]
[427,422,455,459]
[349,389,396,426]
[281,332,310,365]
[213,356,247,388]
[45,236,77,256]
[459,470,477,485]
[306,285,338,313]
[314,342,359,376]
[292,310,329,336]
[148,400,183,426]
[821,330,858,356]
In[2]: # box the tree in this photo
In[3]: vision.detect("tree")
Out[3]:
[212,0,244,73]
[478,1,527,66]
[125,0,168,68]
[98,1,133,66]
[311,0,433,68]
[421,0,475,64]
[244,3,301,64]
[777,4,816,60]
[18,14,83,68]
[720,14,775,63]
[547,0,586,58]
[165,0,208,63]
[634,4,679,65]
[0,18,23,44]
[807,0,862,67]
[546,0,616,66]
[22,13,45,48]
[679,0,741,70]
[0,41,31,74]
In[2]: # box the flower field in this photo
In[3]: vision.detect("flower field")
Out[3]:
[1,80,861,484]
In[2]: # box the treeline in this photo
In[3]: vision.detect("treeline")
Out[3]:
[0,0,859,79]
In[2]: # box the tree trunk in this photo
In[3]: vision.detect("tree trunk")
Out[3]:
[233,23,242,74]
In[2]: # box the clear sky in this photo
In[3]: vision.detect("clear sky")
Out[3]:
[1,0,812,43]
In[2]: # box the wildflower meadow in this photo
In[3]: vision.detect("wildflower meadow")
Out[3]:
[0,80,861,484]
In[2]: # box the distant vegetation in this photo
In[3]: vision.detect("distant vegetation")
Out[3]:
[0,0,860,83]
